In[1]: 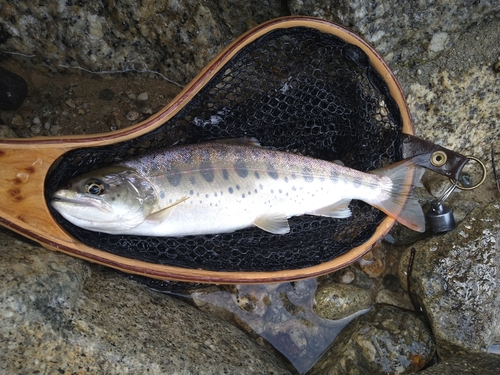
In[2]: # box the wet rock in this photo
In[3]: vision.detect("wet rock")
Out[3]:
[191,280,368,374]
[313,283,372,320]
[418,352,500,375]
[0,229,291,374]
[308,305,436,375]
[399,203,500,359]
[358,243,386,278]
[0,66,28,110]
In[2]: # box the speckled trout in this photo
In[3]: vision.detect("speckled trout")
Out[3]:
[51,140,425,236]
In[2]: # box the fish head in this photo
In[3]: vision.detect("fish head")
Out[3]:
[51,167,157,234]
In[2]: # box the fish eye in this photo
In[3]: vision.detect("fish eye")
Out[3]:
[85,180,104,195]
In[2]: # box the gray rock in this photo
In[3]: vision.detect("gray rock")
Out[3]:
[307,305,436,375]
[399,203,500,359]
[0,229,291,375]
[288,0,500,65]
[313,283,372,320]
[0,1,288,85]
[418,353,500,375]
[0,124,18,138]
[190,280,367,374]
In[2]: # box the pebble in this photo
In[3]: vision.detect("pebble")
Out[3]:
[313,283,372,320]
[126,111,140,121]
[0,66,28,110]
[137,92,149,101]
[358,245,386,278]
[30,124,41,134]
[65,98,76,108]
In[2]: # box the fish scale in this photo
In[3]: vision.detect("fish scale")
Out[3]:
[51,141,425,237]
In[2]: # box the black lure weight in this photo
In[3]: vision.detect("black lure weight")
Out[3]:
[427,200,456,233]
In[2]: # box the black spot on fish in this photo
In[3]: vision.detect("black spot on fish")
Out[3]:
[236,184,240,190]
[189,190,194,196]
[259,184,263,190]
[189,176,196,185]
[254,189,258,193]
[254,171,260,179]
[303,167,314,183]
[291,173,297,180]
[200,160,214,182]
[267,163,279,180]
[242,194,246,198]
[284,176,289,183]
[111,197,115,201]
[353,177,362,188]
[205,194,209,198]
[167,166,182,186]
[222,169,229,180]
[234,160,248,178]
[160,191,165,199]
[228,187,234,194]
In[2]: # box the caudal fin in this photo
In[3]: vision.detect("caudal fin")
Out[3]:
[369,161,426,232]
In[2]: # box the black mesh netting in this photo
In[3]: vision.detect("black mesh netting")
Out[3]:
[45,26,403,272]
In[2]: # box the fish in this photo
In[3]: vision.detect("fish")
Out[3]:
[51,139,425,237]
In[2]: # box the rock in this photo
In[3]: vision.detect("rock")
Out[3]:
[418,353,500,375]
[407,65,500,162]
[191,280,369,374]
[0,124,17,138]
[399,203,500,359]
[0,1,288,85]
[313,283,372,320]
[288,0,500,65]
[358,243,386,278]
[0,66,28,110]
[0,229,291,374]
[308,305,436,375]
[137,92,149,101]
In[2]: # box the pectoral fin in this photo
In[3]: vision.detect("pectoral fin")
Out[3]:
[146,196,190,224]
[254,213,290,234]
[307,199,352,218]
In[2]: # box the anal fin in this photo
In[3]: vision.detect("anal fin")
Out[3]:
[307,199,352,218]
[254,213,290,234]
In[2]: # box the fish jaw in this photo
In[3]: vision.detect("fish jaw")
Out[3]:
[51,189,143,232]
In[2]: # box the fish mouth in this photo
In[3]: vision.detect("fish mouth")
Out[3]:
[51,191,112,213]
